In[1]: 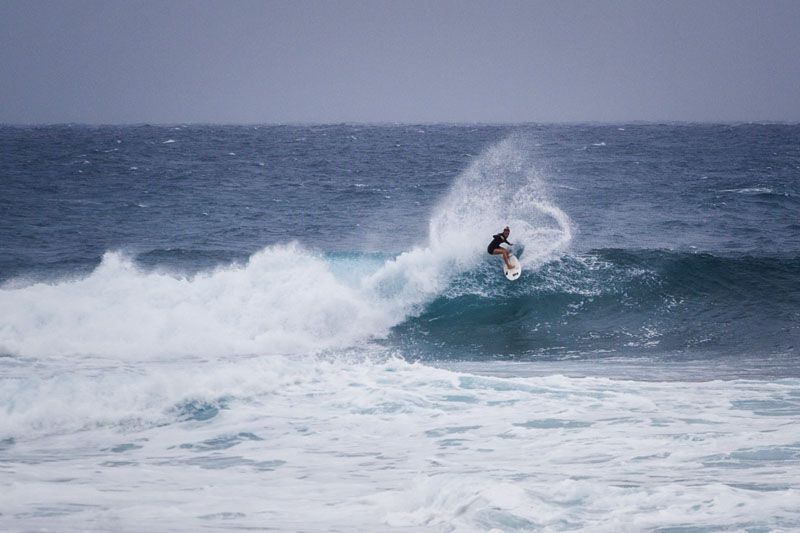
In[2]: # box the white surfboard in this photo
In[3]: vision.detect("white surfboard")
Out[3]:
[502,254,522,280]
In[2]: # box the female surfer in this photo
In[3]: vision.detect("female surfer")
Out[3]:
[487,226,515,269]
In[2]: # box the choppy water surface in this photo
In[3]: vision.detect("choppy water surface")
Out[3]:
[1,124,799,531]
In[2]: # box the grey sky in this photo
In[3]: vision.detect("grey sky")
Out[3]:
[2,0,799,124]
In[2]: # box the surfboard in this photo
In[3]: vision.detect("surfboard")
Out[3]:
[502,254,522,280]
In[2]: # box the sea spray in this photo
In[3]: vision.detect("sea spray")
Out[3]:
[361,136,573,320]
[428,136,572,267]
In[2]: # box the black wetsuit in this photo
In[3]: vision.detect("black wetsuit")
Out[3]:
[487,233,509,254]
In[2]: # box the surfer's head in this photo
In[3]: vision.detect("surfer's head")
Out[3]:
[503,226,510,236]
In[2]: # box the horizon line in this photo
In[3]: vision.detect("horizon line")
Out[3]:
[2,119,799,128]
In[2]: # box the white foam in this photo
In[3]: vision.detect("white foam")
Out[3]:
[722,187,773,195]
[0,246,394,359]
[1,356,798,531]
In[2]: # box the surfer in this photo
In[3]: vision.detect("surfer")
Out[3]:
[487,226,515,269]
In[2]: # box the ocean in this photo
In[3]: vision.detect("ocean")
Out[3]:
[1,123,799,532]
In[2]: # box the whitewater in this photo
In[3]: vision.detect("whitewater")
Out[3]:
[1,124,799,532]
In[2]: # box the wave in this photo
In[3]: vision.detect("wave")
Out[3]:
[3,244,796,362]
[12,133,795,363]
[0,138,572,360]
[0,246,394,359]
[5,135,797,363]
[390,249,800,361]
[4,124,798,363]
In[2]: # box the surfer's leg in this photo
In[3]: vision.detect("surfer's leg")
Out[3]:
[492,248,514,269]
[501,248,514,269]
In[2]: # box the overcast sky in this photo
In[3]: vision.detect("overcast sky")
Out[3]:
[2,0,799,124]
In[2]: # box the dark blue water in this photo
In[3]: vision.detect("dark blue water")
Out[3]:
[1,123,799,370]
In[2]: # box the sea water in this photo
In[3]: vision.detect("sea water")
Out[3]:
[1,124,799,531]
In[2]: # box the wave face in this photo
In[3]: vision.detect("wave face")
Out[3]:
[3,246,796,363]
[391,249,800,361]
